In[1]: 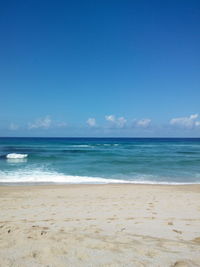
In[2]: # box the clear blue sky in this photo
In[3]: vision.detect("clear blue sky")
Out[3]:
[0,0,200,137]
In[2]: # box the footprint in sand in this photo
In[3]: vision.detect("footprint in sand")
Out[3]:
[107,217,117,221]
[172,260,198,267]
[32,251,38,258]
[85,218,96,221]
[192,237,200,243]
[173,229,182,234]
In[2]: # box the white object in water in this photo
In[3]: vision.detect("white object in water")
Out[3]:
[6,153,28,159]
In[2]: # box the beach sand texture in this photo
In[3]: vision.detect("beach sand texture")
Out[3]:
[0,184,200,267]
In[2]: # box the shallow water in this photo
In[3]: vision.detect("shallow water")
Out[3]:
[0,137,200,184]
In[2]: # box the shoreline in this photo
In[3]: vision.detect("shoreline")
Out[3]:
[1,181,200,187]
[0,183,200,266]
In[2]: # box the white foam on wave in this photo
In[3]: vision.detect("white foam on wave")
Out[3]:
[68,145,92,148]
[0,170,199,185]
[6,153,28,159]
[6,158,27,164]
[0,170,131,184]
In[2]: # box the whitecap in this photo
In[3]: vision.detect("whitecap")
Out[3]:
[0,170,131,184]
[68,145,92,148]
[6,153,28,159]
[0,169,199,185]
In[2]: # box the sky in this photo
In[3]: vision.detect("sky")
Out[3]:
[0,0,200,137]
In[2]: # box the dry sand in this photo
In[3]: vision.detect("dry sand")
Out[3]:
[0,184,200,267]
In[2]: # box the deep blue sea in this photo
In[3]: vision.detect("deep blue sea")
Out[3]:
[0,137,200,184]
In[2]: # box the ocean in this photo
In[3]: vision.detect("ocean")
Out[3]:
[0,137,200,184]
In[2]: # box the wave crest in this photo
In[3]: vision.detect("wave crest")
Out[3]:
[6,153,28,159]
[0,170,199,185]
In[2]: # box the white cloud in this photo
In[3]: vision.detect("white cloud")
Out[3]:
[170,114,200,128]
[105,115,115,122]
[117,117,127,127]
[28,116,52,129]
[136,119,151,128]
[87,118,96,127]
[190,114,199,120]
[105,115,127,128]
[9,123,19,130]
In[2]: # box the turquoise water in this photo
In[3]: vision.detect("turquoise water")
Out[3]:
[0,137,200,184]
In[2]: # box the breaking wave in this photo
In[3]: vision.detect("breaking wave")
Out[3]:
[6,153,28,159]
[0,170,199,185]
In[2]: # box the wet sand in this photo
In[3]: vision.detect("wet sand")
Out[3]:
[0,184,200,266]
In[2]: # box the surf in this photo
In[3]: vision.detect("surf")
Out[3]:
[6,153,28,159]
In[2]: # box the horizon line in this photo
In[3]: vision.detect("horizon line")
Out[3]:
[0,136,200,139]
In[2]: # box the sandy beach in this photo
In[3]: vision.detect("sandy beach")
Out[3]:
[0,184,200,267]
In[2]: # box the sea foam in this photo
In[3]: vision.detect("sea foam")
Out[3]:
[0,170,131,184]
[6,153,28,159]
[0,170,199,185]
